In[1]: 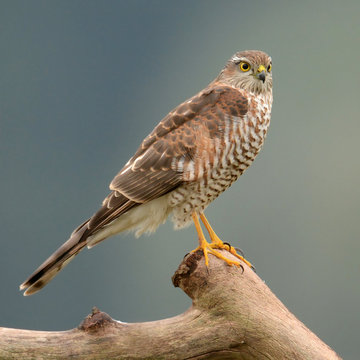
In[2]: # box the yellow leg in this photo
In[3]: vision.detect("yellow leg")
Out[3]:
[199,213,253,269]
[191,212,209,266]
[199,213,223,246]
[191,213,241,267]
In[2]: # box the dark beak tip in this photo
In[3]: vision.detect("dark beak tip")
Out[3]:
[258,72,266,83]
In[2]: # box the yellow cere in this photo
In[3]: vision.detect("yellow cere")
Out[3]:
[257,65,266,73]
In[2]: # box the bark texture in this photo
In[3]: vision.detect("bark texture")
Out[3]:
[0,250,341,359]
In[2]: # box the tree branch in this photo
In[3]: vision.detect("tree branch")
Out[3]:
[0,250,341,359]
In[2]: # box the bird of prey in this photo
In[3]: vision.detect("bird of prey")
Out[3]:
[20,50,273,296]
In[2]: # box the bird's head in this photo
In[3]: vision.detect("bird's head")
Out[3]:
[217,50,272,94]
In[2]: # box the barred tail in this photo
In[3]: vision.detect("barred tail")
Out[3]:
[19,224,89,296]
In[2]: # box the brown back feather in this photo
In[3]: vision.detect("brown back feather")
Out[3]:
[20,82,249,295]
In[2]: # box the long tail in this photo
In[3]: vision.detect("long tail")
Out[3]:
[20,192,138,296]
[19,224,90,296]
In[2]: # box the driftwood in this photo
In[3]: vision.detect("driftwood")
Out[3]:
[0,249,341,359]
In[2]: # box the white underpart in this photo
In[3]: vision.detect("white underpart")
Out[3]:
[169,91,272,229]
[87,194,172,248]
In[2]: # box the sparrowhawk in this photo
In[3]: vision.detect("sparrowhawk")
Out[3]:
[20,50,273,295]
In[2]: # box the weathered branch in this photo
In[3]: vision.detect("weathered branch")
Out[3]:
[0,250,341,359]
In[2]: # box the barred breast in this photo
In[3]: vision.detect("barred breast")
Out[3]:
[19,50,274,296]
[169,91,272,228]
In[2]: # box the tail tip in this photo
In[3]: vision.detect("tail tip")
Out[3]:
[19,283,39,296]
[19,282,31,296]
[19,283,26,291]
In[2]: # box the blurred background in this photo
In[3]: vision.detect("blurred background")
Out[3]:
[1,0,359,358]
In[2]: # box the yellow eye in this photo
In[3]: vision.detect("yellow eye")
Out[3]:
[239,61,251,72]
[267,63,272,72]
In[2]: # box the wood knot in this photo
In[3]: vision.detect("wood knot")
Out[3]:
[78,307,115,332]
[172,251,202,288]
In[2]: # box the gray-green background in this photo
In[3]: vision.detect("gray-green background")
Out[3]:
[1,1,359,358]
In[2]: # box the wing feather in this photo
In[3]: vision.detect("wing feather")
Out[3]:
[109,85,244,203]
[20,83,249,295]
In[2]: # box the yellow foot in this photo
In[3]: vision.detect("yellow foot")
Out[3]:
[191,212,242,268]
[199,213,254,270]
[212,241,253,269]
[190,242,241,267]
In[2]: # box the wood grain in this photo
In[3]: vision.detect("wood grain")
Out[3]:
[0,250,341,359]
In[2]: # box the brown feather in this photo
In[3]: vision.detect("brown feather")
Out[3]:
[19,52,262,295]
[19,225,89,295]
[20,192,137,295]
[109,85,247,202]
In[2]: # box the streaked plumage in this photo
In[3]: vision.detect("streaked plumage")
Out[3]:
[20,50,273,295]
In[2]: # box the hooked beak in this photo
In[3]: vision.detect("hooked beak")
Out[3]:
[255,65,266,83]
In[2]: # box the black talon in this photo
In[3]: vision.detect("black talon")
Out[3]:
[183,252,190,259]
[223,242,232,251]
[234,247,245,257]
[239,264,244,274]
[250,264,256,273]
